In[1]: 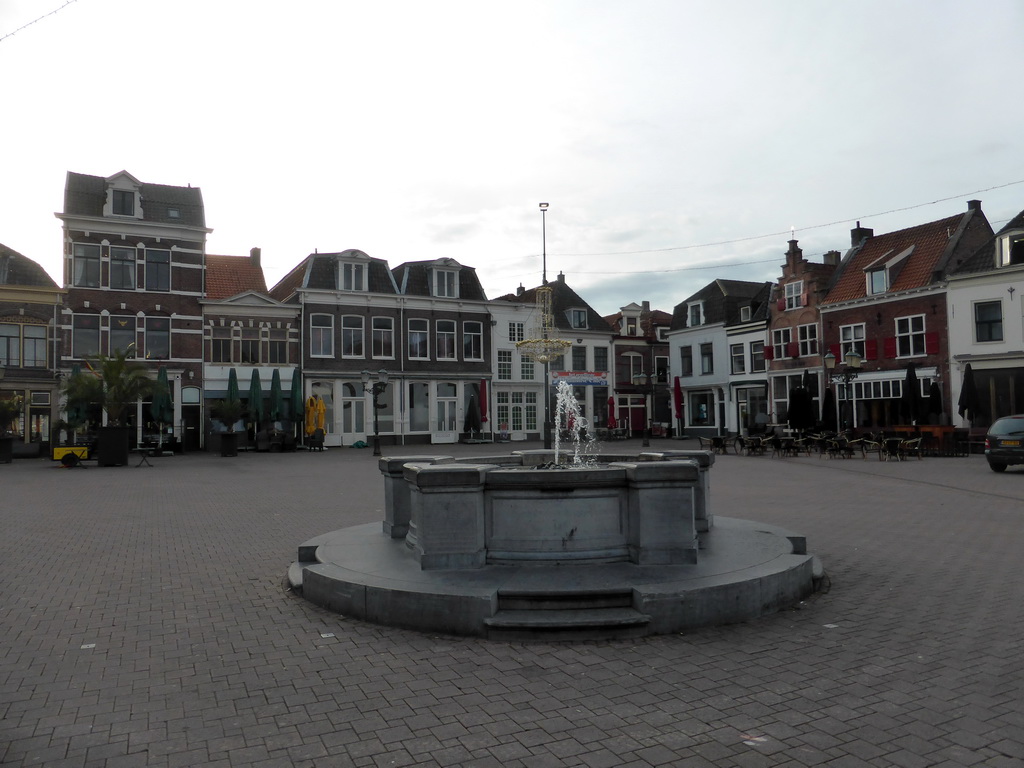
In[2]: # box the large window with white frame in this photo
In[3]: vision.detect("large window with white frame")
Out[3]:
[772,328,791,359]
[211,326,231,363]
[341,315,364,358]
[240,329,259,364]
[0,323,47,368]
[73,243,100,288]
[310,314,334,357]
[750,340,765,372]
[463,321,483,361]
[372,317,394,358]
[72,314,100,358]
[145,317,170,360]
[730,343,745,374]
[341,262,366,291]
[433,270,458,298]
[145,249,170,291]
[520,357,535,380]
[784,281,803,310]
[572,346,587,371]
[895,315,925,357]
[497,350,513,380]
[110,316,136,355]
[436,320,457,360]
[798,323,818,357]
[700,343,714,374]
[567,308,587,329]
[408,318,429,359]
[974,301,1003,342]
[112,189,135,216]
[679,346,693,377]
[508,321,524,342]
[268,329,288,364]
[840,323,865,359]
[593,347,608,372]
[109,246,136,290]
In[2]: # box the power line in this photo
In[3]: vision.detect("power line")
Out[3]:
[0,0,77,43]
[555,178,1024,258]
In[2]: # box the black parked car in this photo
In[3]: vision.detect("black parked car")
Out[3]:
[985,415,1024,472]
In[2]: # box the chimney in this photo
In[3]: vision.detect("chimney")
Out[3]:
[557,271,565,283]
[968,199,982,211]
[250,247,261,266]
[851,221,873,247]
[641,300,650,312]
[516,283,525,297]
[822,250,841,267]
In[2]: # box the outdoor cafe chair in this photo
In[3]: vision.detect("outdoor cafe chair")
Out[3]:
[900,437,925,460]
[880,437,904,461]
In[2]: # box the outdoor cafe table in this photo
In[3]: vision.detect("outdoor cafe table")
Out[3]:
[892,425,955,456]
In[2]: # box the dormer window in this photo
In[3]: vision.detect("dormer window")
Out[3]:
[625,318,638,335]
[688,302,703,326]
[998,232,1024,267]
[567,308,587,329]
[740,305,752,322]
[864,245,913,294]
[433,269,458,298]
[113,189,134,216]
[341,261,367,291]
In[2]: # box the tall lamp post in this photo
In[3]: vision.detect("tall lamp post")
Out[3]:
[361,369,390,457]
[630,369,653,447]
[824,350,862,430]
[539,202,552,448]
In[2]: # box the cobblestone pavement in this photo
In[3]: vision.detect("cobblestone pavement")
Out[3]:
[2,440,1024,767]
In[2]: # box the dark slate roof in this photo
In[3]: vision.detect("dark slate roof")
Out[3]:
[272,250,398,296]
[63,171,206,228]
[602,307,673,339]
[948,208,1024,276]
[497,274,611,334]
[205,254,268,299]
[392,259,488,301]
[0,243,59,288]
[670,279,772,330]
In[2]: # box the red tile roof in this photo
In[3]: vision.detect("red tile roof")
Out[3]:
[205,254,267,299]
[823,213,966,304]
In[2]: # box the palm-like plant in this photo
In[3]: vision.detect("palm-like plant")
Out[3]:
[63,348,158,426]
[0,394,23,436]
[210,398,246,433]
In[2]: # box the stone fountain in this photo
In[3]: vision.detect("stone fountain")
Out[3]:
[290,384,820,640]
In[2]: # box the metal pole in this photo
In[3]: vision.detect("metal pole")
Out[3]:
[372,386,381,456]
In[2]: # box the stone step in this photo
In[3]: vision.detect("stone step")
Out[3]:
[497,589,634,611]
[484,607,651,641]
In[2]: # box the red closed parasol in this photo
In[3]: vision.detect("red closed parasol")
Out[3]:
[607,396,617,430]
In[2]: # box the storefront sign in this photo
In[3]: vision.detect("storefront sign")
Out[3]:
[551,371,609,386]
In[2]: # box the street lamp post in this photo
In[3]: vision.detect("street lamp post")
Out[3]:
[360,369,390,457]
[824,350,862,430]
[539,202,552,449]
[631,369,653,447]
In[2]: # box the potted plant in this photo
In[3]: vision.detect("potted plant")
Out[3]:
[210,398,246,457]
[63,349,160,466]
[0,394,23,464]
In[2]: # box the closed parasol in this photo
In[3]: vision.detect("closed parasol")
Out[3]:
[479,380,488,424]
[290,368,303,432]
[269,368,284,422]
[957,363,980,425]
[152,366,173,448]
[305,395,317,436]
[901,363,922,425]
[227,368,240,402]
[607,396,617,430]
[464,395,482,436]
[248,370,264,428]
[315,395,326,431]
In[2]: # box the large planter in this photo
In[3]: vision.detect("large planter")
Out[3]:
[0,436,12,464]
[220,432,238,457]
[97,426,130,467]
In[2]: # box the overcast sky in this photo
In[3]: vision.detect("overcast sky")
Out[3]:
[3,0,1024,317]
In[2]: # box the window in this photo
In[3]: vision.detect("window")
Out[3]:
[750,341,765,372]
[784,281,803,310]
[520,358,535,379]
[22,326,45,367]
[655,355,668,383]
[798,323,818,357]
[509,322,524,342]
[463,321,483,361]
[436,320,456,360]
[211,327,231,363]
[740,306,752,322]
[689,391,714,426]
[568,309,587,329]
[688,303,703,326]
[408,318,429,359]
[840,323,865,359]
[145,317,170,360]
[110,316,136,355]
[433,270,457,298]
[268,330,288,364]
[679,346,693,377]
[167,208,180,219]
[773,328,791,359]
[998,233,1024,267]
[896,315,925,357]
[310,314,333,357]
[72,315,100,358]
[656,327,669,341]
[342,262,366,291]
[73,243,100,288]
[627,354,643,382]
[730,343,745,374]
[342,316,364,358]
[868,269,887,295]
[700,343,714,374]
[975,301,1003,342]
[572,346,586,371]
[240,330,259,364]
[497,350,513,380]
[145,249,170,291]
[112,189,134,216]
[593,347,608,372]
[0,324,19,366]
[109,247,136,290]
[372,317,394,358]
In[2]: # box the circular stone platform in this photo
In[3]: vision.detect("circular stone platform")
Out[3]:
[289,516,821,641]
